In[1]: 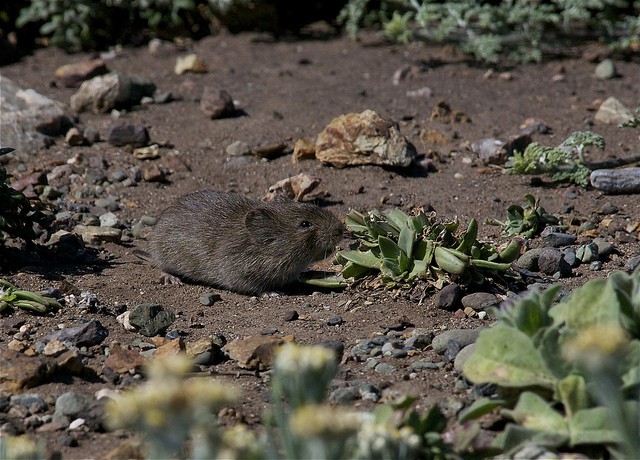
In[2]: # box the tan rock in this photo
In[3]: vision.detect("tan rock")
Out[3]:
[594,97,634,125]
[174,54,207,75]
[264,173,320,201]
[55,59,108,88]
[292,137,317,162]
[154,337,185,359]
[103,343,146,374]
[315,110,416,168]
[186,338,216,359]
[224,336,288,371]
[0,349,57,392]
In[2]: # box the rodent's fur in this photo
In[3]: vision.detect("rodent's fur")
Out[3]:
[140,190,344,295]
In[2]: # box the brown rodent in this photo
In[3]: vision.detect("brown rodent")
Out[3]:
[136,190,344,295]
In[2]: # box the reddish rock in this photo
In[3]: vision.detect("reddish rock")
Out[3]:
[55,59,108,88]
[200,87,236,119]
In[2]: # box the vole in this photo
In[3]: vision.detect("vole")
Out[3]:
[135,190,344,295]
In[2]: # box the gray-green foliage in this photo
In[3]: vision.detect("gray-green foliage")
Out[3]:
[462,268,640,457]
[339,0,640,62]
[0,278,63,314]
[507,131,605,187]
[16,0,203,51]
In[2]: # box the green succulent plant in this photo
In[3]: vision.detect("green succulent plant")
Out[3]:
[486,194,559,238]
[334,207,520,289]
[0,278,62,314]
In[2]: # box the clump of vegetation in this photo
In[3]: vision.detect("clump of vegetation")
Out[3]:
[0,278,62,314]
[486,194,559,238]
[0,147,47,243]
[506,131,605,187]
[106,344,457,459]
[331,208,520,289]
[339,0,640,63]
[461,267,640,457]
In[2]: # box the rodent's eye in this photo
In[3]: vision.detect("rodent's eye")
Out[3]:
[299,220,312,229]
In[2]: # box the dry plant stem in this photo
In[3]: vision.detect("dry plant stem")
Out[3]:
[585,153,640,170]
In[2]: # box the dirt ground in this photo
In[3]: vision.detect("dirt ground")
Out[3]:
[1,29,639,458]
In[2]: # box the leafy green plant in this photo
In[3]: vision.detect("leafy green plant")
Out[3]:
[506,131,605,187]
[486,194,559,238]
[461,267,640,457]
[335,208,520,288]
[339,0,640,63]
[0,147,47,243]
[0,278,62,314]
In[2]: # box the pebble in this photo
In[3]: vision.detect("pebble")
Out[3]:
[329,387,358,404]
[515,247,543,271]
[444,340,462,363]
[434,284,463,311]
[593,237,615,258]
[410,360,439,371]
[70,72,156,113]
[65,127,85,146]
[107,123,150,147]
[461,292,498,311]
[283,310,299,321]
[598,202,620,215]
[53,392,93,425]
[404,328,434,349]
[561,248,579,267]
[540,229,576,247]
[538,248,571,277]
[590,261,603,271]
[174,53,207,75]
[595,59,617,80]
[198,292,221,306]
[374,362,396,374]
[94,196,120,211]
[128,304,176,337]
[432,328,481,354]
[594,97,634,125]
[625,254,640,272]
[74,225,122,244]
[200,87,236,119]
[40,320,109,348]
[84,127,100,144]
[10,394,48,413]
[576,243,599,263]
[226,140,252,157]
[55,58,108,87]
[326,315,344,326]
[142,164,166,182]
[359,383,381,402]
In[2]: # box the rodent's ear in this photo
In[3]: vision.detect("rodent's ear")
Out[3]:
[245,208,281,244]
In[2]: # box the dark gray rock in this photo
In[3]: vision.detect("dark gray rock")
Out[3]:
[561,248,579,268]
[329,387,358,404]
[359,383,381,402]
[625,254,640,272]
[453,343,476,373]
[576,243,599,263]
[538,248,571,277]
[199,292,221,306]
[410,360,439,371]
[129,304,176,337]
[405,328,434,349]
[374,362,396,374]
[40,320,108,348]
[461,292,499,311]
[326,315,344,326]
[593,237,615,258]
[516,247,544,271]
[435,284,463,311]
[107,123,150,147]
[53,392,93,425]
[10,394,47,413]
[541,229,576,247]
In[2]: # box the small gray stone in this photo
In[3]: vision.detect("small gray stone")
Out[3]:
[110,171,128,182]
[453,343,476,373]
[625,254,640,272]
[461,292,499,311]
[597,202,619,215]
[326,315,344,326]
[595,59,617,80]
[576,243,599,263]
[53,392,93,424]
[444,340,462,363]
[193,351,213,366]
[199,292,221,306]
[515,247,544,271]
[374,362,396,374]
[593,237,615,258]
[283,310,299,321]
[541,229,576,247]
[561,248,578,268]
[329,387,358,404]
[70,72,156,113]
[432,328,481,354]
[410,360,438,371]
[590,261,603,271]
[10,394,47,413]
[359,383,381,402]
[129,304,175,337]
[434,284,463,311]
[405,328,433,349]
[226,140,252,157]
[94,196,120,211]
[107,123,149,147]
[538,248,571,277]
[83,127,100,144]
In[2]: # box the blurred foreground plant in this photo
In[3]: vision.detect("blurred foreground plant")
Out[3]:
[106,344,459,459]
[0,434,43,460]
[460,267,640,457]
